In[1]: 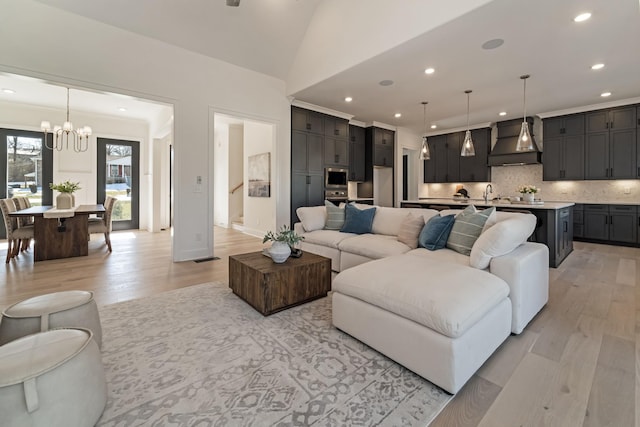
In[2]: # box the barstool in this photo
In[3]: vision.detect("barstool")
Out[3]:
[0,290,102,348]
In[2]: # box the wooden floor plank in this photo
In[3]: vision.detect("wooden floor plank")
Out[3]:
[584,334,635,427]
[477,353,560,427]
[477,329,539,387]
[429,375,501,427]
[616,258,637,286]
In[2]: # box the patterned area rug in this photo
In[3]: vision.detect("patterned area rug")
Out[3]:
[96,282,451,426]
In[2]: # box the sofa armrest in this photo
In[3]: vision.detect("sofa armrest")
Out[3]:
[489,242,549,334]
[293,222,306,235]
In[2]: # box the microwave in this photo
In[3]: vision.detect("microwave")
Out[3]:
[325,168,348,188]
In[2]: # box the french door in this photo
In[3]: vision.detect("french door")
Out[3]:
[97,138,140,230]
[0,128,53,239]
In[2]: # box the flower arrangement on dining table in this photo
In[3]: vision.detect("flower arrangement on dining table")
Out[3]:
[49,180,81,193]
[517,184,539,194]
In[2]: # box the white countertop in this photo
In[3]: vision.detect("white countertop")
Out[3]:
[404,198,575,210]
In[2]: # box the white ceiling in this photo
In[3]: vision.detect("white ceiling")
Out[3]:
[5,0,640,135]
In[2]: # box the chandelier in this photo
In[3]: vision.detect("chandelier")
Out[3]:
[40,88,91,152]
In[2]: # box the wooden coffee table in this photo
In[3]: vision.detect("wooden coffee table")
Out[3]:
[229,251,331,316]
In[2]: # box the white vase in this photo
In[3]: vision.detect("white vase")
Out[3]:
[269,241,291,263]
[56,193,74,209]
[522,192,534,203]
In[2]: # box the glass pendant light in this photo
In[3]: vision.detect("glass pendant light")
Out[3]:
[516,74,534,151]
[419,101,430,160]
[461,90,475,157]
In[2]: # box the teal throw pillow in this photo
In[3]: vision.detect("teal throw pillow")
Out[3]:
[446,205,496,255]
[341,203,376,234]
[324,200,345,230]
[419,214,456,250]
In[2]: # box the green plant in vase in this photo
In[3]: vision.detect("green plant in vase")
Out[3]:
[263,225,304,262]
[50,180,81,209]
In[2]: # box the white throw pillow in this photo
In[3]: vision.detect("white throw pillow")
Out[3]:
[470,214,536,269]
[296,206,326,232]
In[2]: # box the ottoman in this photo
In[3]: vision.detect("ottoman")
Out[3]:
[0,328,107,427]
[0,290,102,348]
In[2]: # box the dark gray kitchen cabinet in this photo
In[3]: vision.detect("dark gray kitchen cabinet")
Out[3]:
[324,137,348,167]
[582,204,638,243]
[555,207,573,266]
[585,128,637,179]
[609,205,638,243]
[543,114,585,181]
[445,133,461,182]
[348,125,366,181]
[459,128,491,182]
[573,204,584,238]
[291,106,324,134]
[584,204,609,240]
[586,106,636,133]
[324,116,349,139]
[291,130,324,225]
[543,135,584,180]
[367,127,395,167]
[292,131,323,174]
[544,114,585,138]
[422,136,442,183]
[291,173,323,224]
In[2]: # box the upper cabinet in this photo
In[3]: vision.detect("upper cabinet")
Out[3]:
[585,106,637,179]
[348,125,366,182]
[424,128,491,183]
[291,106,324,134]
[543,114,585,181]
[367,127,394,167]
[324,116,349,140]
[542,105,639,181]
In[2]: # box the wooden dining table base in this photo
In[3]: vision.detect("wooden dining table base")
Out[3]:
[34,214,90,261]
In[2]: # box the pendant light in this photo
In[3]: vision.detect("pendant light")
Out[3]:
[460,90,475,157]
[516,74,534,151]
[419,101,430,160]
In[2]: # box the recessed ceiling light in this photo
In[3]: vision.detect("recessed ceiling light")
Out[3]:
[2,88,15,94]
[379,80,394,86]
[600,92,611,97]
[499,111,507,116]
[394,113,402,118]
[430,125,437,129]
[424,68,435,75]
[118,107,127,112]
[344,97,353,102]
[591,63,605,70]
[574,12,591,22]
[481,38,504,50]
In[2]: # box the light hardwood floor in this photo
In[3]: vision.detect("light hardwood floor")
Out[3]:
[1,228,638,426]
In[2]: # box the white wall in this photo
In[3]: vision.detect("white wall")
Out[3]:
[395,127,421,206]
[213,122,230,227]
[1,0,292,261]
[243,121,276,237]
[228,125,244,224]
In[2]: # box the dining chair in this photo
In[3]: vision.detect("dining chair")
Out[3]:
[0,198,34,263]
[88,196,117,252]
[12,197,33,251]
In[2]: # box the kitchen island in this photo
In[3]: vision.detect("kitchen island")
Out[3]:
[401,198,575,268]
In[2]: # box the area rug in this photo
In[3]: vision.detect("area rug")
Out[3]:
[96,282,451,426]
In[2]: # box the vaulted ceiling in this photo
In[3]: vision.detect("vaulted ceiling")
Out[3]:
[3,0,639,134]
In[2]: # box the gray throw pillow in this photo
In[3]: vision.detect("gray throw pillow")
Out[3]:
[324,200,345,230]
[446,205,495,255]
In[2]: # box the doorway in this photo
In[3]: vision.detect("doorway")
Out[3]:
[96,137,140,230]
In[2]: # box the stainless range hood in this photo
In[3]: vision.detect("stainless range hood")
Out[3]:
[488,117,541,166]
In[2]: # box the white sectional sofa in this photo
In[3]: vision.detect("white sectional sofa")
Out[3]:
[294,204,549,394]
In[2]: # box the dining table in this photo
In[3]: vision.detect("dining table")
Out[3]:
[9,204,105,262]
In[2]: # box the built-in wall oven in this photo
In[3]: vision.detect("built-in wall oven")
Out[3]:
[325,168,348,189]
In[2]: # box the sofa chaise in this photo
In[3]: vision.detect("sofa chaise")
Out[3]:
[294,204,549,393]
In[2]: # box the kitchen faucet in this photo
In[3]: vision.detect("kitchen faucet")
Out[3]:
[483,184,493,203]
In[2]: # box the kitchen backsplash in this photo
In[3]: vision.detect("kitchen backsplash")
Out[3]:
[420,164,640,204]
